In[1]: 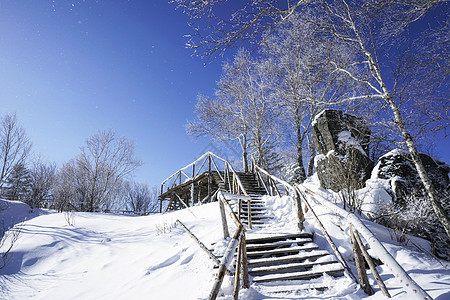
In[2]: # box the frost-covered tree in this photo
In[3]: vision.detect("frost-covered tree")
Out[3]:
[125,182,159,214]
[28,159,56,209]
[53,130,142,212]
[175,0,450,239]
[0,113,32,188]
[188,50,280,172]
[261,10,357,181]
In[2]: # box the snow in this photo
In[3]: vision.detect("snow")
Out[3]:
[311,109,327,127]
[337,130,367,156]
[2,181,450,300]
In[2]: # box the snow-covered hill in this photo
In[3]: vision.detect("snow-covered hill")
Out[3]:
[1,189,449,299]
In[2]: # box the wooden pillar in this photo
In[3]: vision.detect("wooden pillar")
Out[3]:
[352,225,391,297]
[219,196,230,239]
[208,155,212,202]
[160,184,164,213]
[350,224,374,295]
[191,164,195,207]
[240,234,250,289]
[247,200,252,230]
[294,190,305,231]
[208,226,243,300]
[233,236,243,300]
[238,198,242,221]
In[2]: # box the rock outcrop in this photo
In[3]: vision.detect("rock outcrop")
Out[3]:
[373,149,449,204]
[312,110,373,192]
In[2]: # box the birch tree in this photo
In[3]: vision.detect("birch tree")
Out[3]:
[188,50,279,171]
[175,0,450,237]
[261,10,355,180]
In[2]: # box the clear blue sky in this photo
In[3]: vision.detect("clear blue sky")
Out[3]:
[1,1,448,188]
[0,0,228,187]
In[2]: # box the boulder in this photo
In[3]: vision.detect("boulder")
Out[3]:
[312,110,373,192]
[374,149,449,204]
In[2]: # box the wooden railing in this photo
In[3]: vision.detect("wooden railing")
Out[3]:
[297,184,432,300]
[251,158,305,231]
[159,152,248,212]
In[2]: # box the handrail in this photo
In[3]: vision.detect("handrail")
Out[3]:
[209,152,248,197]
[297,183,432,300]
[160,152,249,198]
[252,163,304,230]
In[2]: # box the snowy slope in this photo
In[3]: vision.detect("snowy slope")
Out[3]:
[1,191,450,299]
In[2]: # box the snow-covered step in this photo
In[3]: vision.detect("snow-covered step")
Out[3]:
[246,233,313,244]
[247,250,331,266]
[246,237,313,251]
[252,262,345,283]
[249,256,338,275]
[256,282,329,294]
[246,243,319,258]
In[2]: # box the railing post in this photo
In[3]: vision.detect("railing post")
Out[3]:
[219,196,230,239]
[238,198,242,221]
[224,164,229,191]
[350,224,374,295]
[191,164,195,207]
[294,189,305,231]
[208,225,243,300]
[208,155,212,203]
[247,200,252,230]
[352,225,391,298]
[233,236,243,300]
[160,184,164,213]
[241,233,250,288]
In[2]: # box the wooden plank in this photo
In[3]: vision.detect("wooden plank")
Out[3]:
[247,250,330,266]
[247,244,319,258]
[246,233,313,244]
[249,259,338,275]
[252,263,345,283]
[246,238,313,251]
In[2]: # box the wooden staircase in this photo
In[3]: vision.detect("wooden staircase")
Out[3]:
[223,188,348,296]
[246,233,344,288]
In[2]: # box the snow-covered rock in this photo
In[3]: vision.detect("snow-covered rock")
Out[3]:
[311,109,373,192]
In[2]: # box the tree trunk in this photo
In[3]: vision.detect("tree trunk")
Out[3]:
[346,8,450,239]
[295,107,307,181]
[386,94,450,239]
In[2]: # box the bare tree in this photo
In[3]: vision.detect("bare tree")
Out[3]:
[0,113,32,188]
[187,92,251,171]
[171,0,312,59]
[125,182,159,214]
[76,129,143,212]
[318,0,450,238]
[187,49,280,171]
[28,159,57,209]
[53,130,142,212]
[53,159,79,212]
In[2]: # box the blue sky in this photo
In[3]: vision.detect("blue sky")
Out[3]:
[1,1,448,188]
[0,1,228,186]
